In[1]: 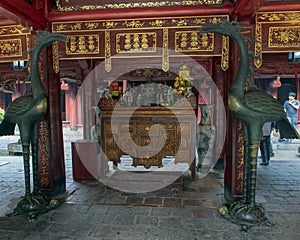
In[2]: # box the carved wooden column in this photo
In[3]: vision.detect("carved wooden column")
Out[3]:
[38,44,66,199]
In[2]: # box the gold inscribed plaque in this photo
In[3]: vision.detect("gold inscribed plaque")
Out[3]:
[116,32,156,53]
[175,31,214,52]
[66,35,100,55]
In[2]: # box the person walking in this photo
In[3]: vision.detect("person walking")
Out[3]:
[260,122,273,166]
[283,92,299,128]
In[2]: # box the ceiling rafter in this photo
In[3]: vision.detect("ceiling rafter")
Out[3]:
[0,0,47,29]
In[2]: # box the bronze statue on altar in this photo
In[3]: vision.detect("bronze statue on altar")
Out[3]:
[0,31,66,220]
[199,21,299,230]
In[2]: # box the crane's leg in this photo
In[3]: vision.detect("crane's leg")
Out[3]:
[248,127,262,208]
[31,122,39,193]
[19,124,31,197]
[12,123,34,217]
[12,122,50,221]
[241,123,250,204]
[229,123,268,229]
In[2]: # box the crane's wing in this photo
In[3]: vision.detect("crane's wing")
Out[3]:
[276,118,300,139]
[244,90,285,117]
[5,95,34,119]
[245,90,299,139]
[0,95,33,136]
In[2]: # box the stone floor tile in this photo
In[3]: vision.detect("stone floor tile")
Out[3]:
[135,215,159,226]
[158,217,182,228]
[192,209,215,218]
[107,205,151,216]
[143,227,169,240]
[46,221,94,236]
[150,207,173,217]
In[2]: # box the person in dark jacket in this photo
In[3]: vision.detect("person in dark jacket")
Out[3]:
[283,92,299,128]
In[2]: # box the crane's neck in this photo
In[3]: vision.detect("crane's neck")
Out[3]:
[30,45,45,99]
[229,33,250,100]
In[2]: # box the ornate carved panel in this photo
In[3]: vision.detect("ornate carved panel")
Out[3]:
[255,11,300,68]
[55,0,224,11]
[0,25,31,62]
[269,26,300,48]
[52,15,229,71]
[0,39,22,58]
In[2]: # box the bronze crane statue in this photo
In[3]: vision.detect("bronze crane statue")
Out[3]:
[199,21,299,228]
[0,31,66,220]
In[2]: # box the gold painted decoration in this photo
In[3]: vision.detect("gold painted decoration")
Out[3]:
[0,25,30,36]
[257,11,300,23]
[162,28,169,72]
[221,36,229,71]
[56,0,224,11]
[172,18,188,27]
[0,25,30,62]
[52,15,228,69]
[116,32,156,53]
[175,31,214,52]
[0,39,22,58]
[103,21,119,29]
[124,20,145,28]
[105,31,112,72]
[255,11,300,67]
[66,34,100,55]
[52,16,228,32]
[52,41,60,74]
[254,23,262,68]
[269,26,300,48]
[38,119,52,190]
[86,22,100,30]
[232,120,244,196]
[150,19,167,27]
